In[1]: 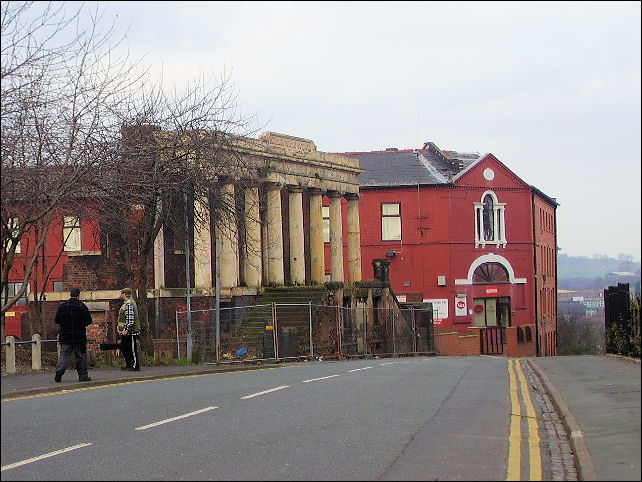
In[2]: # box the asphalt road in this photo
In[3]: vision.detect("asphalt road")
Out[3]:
[1,356,551,480]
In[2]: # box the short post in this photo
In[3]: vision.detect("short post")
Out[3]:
[5,336,16,374]
[32,334,41,371]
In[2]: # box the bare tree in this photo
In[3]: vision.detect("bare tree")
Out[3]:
[91,69,260,355]
[1,1,145,334]
[2,2,263,353]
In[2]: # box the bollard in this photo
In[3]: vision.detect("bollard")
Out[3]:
[5,336,16,374]
[32,334,41,371]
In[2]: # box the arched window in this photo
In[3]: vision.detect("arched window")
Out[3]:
[483,194,494,241]
[473,262,509,284]
[474,191,506,248]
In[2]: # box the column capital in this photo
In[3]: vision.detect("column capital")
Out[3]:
[307,187,324,196]
[265,181,283,191]
[344,192,360,201]
[287,186,305,194]
[327,190,344,199]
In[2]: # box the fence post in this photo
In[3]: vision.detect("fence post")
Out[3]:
[412,308,417,353]
[337,306,342,356]
[309,301,314,359]
[32,334,41,371]
[175,312,181,359]
[363,307,367,355]
[5,336,16,374]
[392,310,396,355]
[272,302,278,360]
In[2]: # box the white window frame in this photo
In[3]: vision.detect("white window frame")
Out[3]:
[474,191,506,248]
[8,217,21,254]
[322,206,330,243]
[7,281,29,306]
[381,203,402,241]
[63,216,82,252]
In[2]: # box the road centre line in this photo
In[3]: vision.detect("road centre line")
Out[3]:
[348,366,373,372]
[302,374,340,383]
[135,406,218,431]
[241,386,290,399]
[1,443,93,472]
[380,362,398,365]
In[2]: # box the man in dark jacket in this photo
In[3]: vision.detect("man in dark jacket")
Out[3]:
[54,287,93,382]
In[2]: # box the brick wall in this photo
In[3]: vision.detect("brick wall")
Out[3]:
[86,311,108,351]
[435,325,537,357]
[505,325,536,357]
[435,331,480,356]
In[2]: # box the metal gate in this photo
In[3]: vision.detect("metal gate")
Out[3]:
[480,326,505,355]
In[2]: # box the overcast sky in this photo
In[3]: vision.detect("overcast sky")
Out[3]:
[69,1,641,261]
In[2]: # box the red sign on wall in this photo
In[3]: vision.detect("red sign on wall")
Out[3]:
[485,286,498,295]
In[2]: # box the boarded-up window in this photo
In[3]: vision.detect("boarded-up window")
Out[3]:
[322,206,330,243]
[381,203,401,241]
[63,216,81,252]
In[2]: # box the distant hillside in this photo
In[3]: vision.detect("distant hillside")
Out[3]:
[558,254,641,290]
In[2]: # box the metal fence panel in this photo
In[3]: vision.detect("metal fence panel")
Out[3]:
[173,303,435,363]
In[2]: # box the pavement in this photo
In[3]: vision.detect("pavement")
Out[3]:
[528,354,641,482]
[2,354,640,481]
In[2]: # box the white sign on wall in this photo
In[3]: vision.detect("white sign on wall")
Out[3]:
[455,295,467,316]
[423,298,448,323]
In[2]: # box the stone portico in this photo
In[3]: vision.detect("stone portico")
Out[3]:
[153,131,363,298]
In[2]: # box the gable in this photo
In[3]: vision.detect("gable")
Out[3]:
[453,153,530,189]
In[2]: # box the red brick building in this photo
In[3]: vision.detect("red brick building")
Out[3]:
[340,142,558,356]
[4,135,557,357]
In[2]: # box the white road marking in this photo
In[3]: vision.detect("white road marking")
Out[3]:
[1,443,93,472]
[348,366,373,372]
[135,406,218,430]
[302,374,340,383]
[241,386,290,399]
[380,362,398,365]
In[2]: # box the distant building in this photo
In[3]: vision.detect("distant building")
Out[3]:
[605,272,641,297]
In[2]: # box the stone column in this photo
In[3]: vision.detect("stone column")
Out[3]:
[153,227,165,290]
[308,188,325,284]
[288,187,305,285]
[193,195,212,288]
[346,193,362,284]
[328,191,344,283]
[244,186,262,288]
[218,183,239,288]
[266,184,284,285]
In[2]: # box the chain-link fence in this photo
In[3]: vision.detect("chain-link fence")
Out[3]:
[175,303,435,363]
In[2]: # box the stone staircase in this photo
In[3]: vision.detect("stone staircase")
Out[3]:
[235,286,330,358]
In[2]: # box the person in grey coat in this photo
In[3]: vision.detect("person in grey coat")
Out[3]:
[54,287,92,382]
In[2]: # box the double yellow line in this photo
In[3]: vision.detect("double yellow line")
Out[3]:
[506,359,542,481]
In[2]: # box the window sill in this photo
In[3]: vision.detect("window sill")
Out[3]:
[66,250,101,257]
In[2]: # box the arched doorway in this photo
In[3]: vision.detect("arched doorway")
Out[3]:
[471,262,511,329]
[471,262,511,353]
